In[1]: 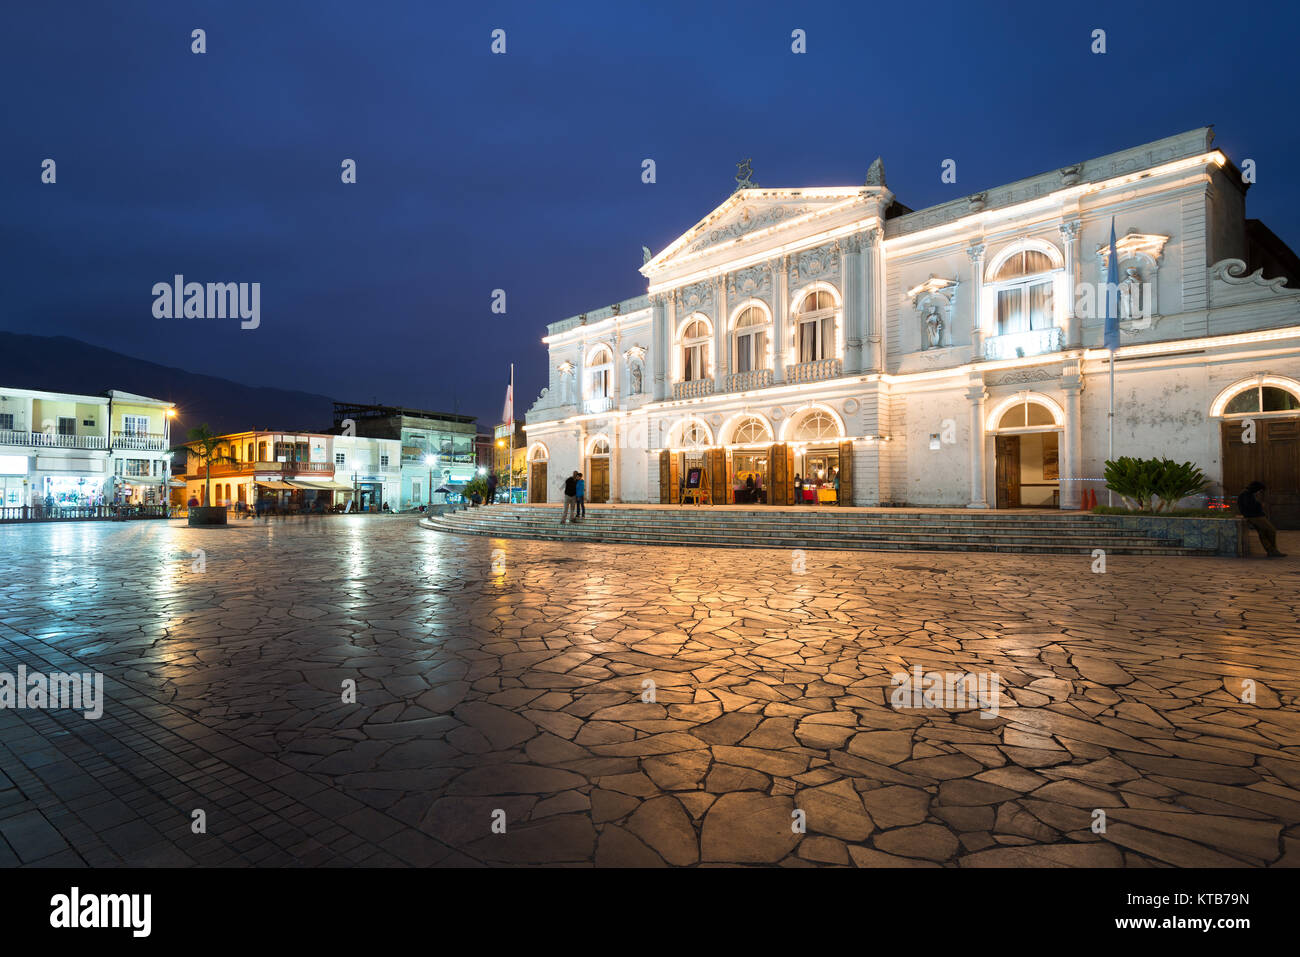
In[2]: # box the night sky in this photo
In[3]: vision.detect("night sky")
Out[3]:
[4,0,1298,425]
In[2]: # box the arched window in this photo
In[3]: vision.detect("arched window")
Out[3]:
[530,444,549,462]
[587,346,613,400]
[731,416,772,445]
[590,437,610,455]
[733,307,769,374]
[679,420,710,448]
[990,248,1056,335]
[1222,383,1300,416]
[246,442,253,462]
[997,402,1058,430]
[790,409,840,442]
[794,290,836,363]
[681,319,710,381]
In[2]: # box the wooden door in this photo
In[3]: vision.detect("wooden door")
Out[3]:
[588,458,609,503]
[995,435,1020,508]
[838,440,854,506]
[1223,418,1300,528]
[659,450,680,504]
[708,447,727,506]
[768,443,795,505]
[529,462,546,502]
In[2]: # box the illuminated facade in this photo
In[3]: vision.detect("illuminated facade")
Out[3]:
[525,128,1300,522]
[0,387,175,509]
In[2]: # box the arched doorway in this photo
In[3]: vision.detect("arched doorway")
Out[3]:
[1214,377,1300,528]
[586,436,610,504]
[989,395,1062,508]
[528,445,549,504]
[784,406,851,505]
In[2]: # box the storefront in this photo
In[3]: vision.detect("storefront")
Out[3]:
[43,474,105,507]
[0,454,28,508]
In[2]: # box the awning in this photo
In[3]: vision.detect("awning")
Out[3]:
[255,480,296,490]
[293,479,355,491]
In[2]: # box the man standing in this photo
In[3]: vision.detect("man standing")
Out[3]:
[486,470,498,507]
[1238,481,1287,558]
[575,472,586,522]
[560,470,579,524]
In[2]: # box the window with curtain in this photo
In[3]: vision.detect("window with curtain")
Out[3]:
[992,248,1056,335]
[734,307,769,374]
[681,319,710,381]
[794,290,836,363]
[587,347,613,398]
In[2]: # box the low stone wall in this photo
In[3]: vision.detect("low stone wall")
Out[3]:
[1101,514,1246,556]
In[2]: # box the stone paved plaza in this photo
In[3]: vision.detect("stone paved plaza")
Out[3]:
[0,514,1298,868]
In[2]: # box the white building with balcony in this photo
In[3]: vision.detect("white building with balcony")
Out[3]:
[0,386,175,509]
[525,128,1300,525]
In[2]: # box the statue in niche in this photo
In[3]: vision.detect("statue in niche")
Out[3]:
[630,361,643,395]
[559,368,576,405]
[923,303,944,349]
[1118,266,1143,319]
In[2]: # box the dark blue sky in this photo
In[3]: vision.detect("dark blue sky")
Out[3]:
[4,0,1298,425]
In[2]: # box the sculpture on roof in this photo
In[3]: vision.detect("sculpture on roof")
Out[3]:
[865,157,886,187]
[734,158,757,191]
[642,245,652,264]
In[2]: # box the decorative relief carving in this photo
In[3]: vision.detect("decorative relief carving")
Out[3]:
[987,367,1058,386]
[1059,164,1083,186]
[729,264,772,298]
[1209,258,1291,294]
[842,398,860,415]
[676,281,715,312]
[790,241,842,284]
[966,242,986,263]
[1058,219,1082,242]
[905,276,959,351]
[688,204,812,254]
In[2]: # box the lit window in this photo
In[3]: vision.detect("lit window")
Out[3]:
[734,308,769,374]
[590,438,610,455]
[991,248,1055,335]
[681,319,710,381]
[794,291,836,363]
[587,346,613,398]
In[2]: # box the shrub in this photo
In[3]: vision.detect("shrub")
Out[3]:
[1103,457,1210,513]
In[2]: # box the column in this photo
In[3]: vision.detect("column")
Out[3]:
[863,228,884,371]
[1061,359,1084,509]
[966,242,986,362]
[773,256,789,382]
[650,294,667,401]
[714,276,727,393]
[966,377,989,508]
[1059,220,1082,348]
[609,419,621,503]
[842,236,863,374]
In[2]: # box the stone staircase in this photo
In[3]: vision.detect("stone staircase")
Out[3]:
[420,505,1219,556]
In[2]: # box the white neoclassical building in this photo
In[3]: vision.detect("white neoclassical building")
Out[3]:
[525,128,1300,527]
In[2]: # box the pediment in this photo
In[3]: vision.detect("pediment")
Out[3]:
[643,187,879,276]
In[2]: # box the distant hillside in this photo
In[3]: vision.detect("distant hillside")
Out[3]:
[0,332,337,439]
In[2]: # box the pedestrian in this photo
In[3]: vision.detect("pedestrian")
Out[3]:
[575,471,586,521]
[560,470,579,524]
[486,471,498,506]
[1238,481,1287,558]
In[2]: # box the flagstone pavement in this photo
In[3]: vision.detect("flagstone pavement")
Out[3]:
[0,514,1298,868]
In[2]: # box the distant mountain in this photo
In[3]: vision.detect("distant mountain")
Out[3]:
[0,332,337,439]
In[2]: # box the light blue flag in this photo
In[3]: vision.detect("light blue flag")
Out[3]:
[1103,217,1120,352]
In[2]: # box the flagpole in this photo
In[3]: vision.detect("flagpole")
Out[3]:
[1108,350,1115,507]
[507,363,514,503]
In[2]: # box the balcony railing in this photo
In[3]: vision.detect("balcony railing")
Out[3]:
[0,429,108,450]
[982,326,1064,361]
[198,460,335,476]
[785,357,843,384]
[113,431,168,451]
[672,379,715,400]
[726,368,774,392]
[584,395,614,414]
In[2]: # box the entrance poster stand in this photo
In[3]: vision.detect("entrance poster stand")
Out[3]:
[682,466,710,505]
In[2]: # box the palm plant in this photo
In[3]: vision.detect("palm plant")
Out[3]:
[1104,457,1209,512]
[187,424,236,507]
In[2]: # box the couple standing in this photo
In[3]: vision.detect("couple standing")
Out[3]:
[560,470,586,524]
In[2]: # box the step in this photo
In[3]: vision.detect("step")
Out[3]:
[421,518,1213,556]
